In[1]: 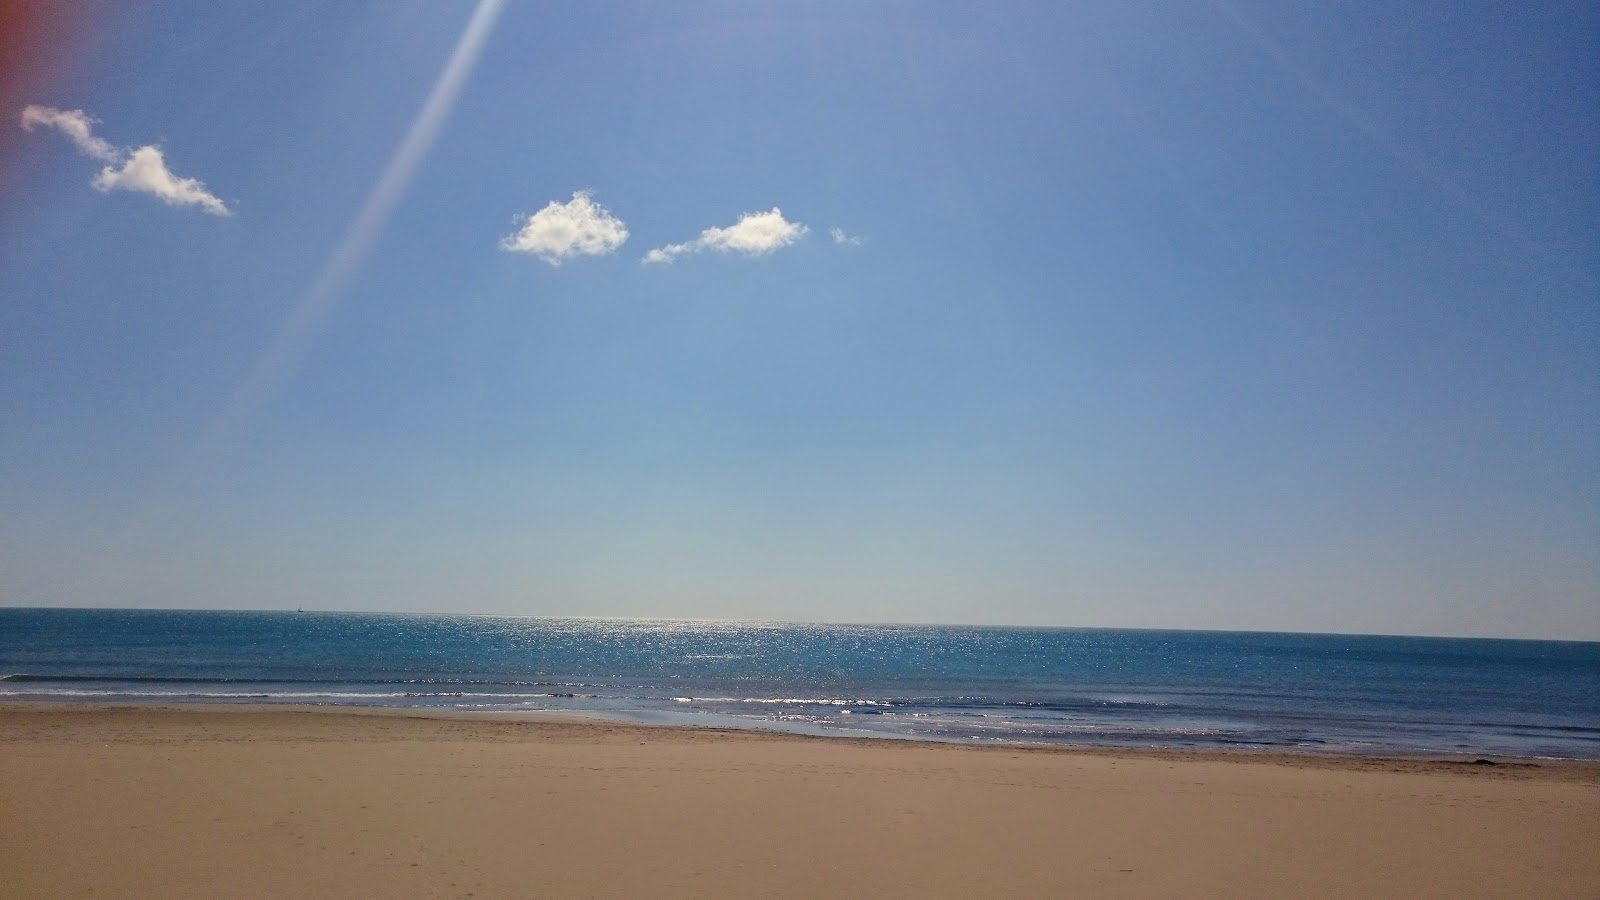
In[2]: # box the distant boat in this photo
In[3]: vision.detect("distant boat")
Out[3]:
[296,605,304,613]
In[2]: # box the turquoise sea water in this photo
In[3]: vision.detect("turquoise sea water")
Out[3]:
[1,609,1596,758]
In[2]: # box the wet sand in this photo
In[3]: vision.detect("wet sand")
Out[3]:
[1,704,1596,898]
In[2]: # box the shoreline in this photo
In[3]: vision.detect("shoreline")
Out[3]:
[5,700,1597,779]
[4,703,1596,897]
[9,688,1587,759]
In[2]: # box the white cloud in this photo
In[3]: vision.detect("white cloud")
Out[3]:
[643,207,807,264]
[20,105,117,161]
[92,146,230,216]
[501,191,629,265]
[830,226,863,246]
[20,104,230,216]
[641,242,693,265]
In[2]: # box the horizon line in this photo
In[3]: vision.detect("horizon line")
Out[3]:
[3,604,1595,644]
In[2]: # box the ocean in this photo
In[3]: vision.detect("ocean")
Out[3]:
[2,608,1596,759]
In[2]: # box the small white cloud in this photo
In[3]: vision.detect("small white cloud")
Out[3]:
[698,208,808,255]
[501,191,629,266]
[92,146,230,216]
[642,242,693,265]
[643,207,807,264]
[21,104,230,216]
[20,105,118,161]
[830,226,863,246]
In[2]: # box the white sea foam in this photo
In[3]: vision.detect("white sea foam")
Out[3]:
[0,689,566,701]
[671,697,889,706]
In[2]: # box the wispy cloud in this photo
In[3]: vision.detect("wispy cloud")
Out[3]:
[501,190,629,265]
[19,104,230,216]
[643,207,807,264]
[830,226,863,246]
[20,105,116,161]
[92,146,230,216]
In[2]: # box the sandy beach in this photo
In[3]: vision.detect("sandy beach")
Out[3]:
[1,704,1595,898]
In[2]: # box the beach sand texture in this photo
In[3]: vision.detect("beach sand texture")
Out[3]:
[2,705,1596,898]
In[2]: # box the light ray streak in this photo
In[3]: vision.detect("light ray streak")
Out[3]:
[1210,0,1593,288]
[189,0,505,474]
[66,0,504,605]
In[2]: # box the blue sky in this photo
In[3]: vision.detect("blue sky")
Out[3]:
[2,0,1595,638]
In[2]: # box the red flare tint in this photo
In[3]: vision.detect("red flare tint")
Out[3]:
[0,0,106,191]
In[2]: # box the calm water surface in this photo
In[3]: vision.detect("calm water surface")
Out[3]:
[2,609,1596,758]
